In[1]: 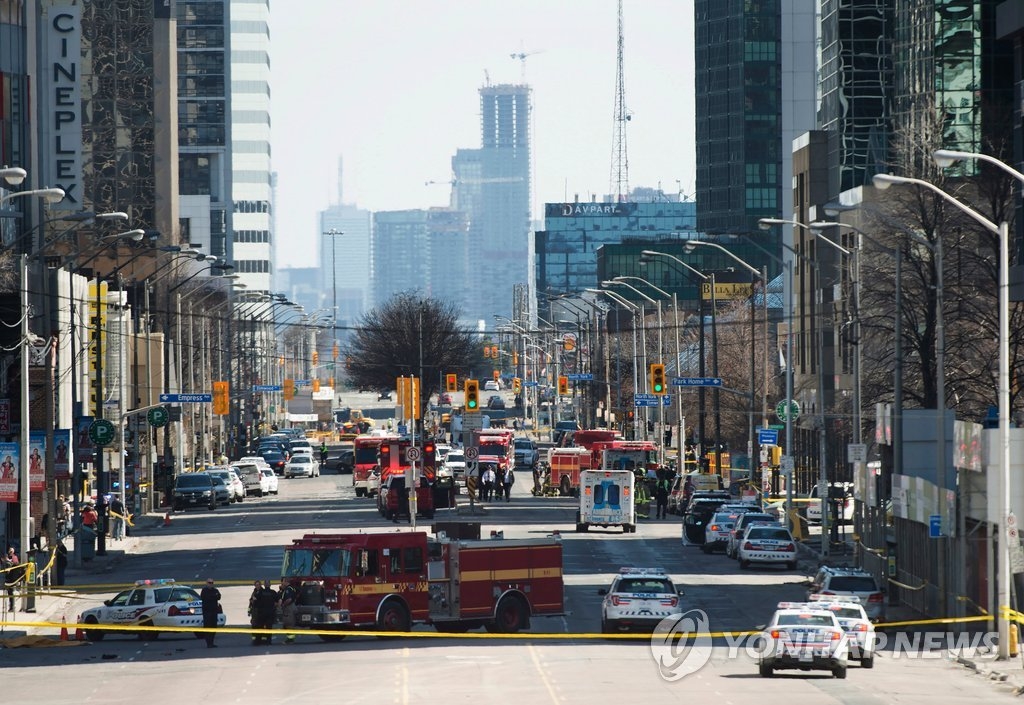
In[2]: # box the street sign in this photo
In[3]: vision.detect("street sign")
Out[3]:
[405,446,422,462]
[295,379,312,386]
[847,443,868,464]
[757,428,779,446]
[88,419,116,447]
[776,399,801,422]
[566,373,594,381]
[158,393,213,403]
[252,384,282,392]
[523,381,539,387]
[634,393,660,407]
[397,425,408,435]
[465,446,479,461]
[672,377,723,387]
[147,407,169,428]
[929,514,942,539]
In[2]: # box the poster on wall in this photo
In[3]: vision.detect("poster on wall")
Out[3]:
[54,429,71,479]
[28,432,45,492]
[0,442,18,502]
[76,417,94,463]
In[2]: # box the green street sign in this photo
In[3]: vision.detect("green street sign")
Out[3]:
[89,419,117,447]
[147,406,169,428]
[776,399,801,423]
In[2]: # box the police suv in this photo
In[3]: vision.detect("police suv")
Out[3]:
[808,594,875,668]
[80,578,225,641]
[598,567,685,633]
[757,600,850,678]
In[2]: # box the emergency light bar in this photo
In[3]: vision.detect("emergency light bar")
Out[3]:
[619,567,666,575]
[135,578,175,586]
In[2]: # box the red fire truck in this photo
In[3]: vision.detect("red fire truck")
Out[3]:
[548,439,658,496]
[375,438,436,520]
[473,429,515,477]
[352,434,398,497]
[280,531,564,636]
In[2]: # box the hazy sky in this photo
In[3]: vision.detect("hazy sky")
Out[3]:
[270,0,695,268]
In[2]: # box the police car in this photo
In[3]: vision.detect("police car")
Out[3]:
[80,579,225,641]
[757,601,850,678]
[737,524,798,570]
[808,594,875,668]
[598,567,685,633]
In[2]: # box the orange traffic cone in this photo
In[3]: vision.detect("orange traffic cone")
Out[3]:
[74,626,85,641]
[163,511,172,527]
[59,616,69,641]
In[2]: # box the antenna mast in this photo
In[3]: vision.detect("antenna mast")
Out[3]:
[610,0,629,202]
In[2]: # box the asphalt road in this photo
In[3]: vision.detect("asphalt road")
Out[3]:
[3,472,1018,705]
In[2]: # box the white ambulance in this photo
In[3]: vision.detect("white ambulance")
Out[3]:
[575,469,636,533]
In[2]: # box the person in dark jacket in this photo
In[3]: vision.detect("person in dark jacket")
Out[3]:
[655,471,672,519]
[251,579,278,645]
[54,540,68,586]
[501,467,515,502]
[200,578,222,648]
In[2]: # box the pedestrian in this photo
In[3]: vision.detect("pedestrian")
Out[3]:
[81,502,98,529]
[110,495,126,541]
[200,578,222,648]
[247,579,262,619]
[501,466,515,502]
[279,578,299,644]
[54,540,67,586]
[251,579,278,645]
[482,464,496,502]
[2,546,19,611]
[655,471,671,519]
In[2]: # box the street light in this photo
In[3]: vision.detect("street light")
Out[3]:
[876,163,1012,658]
[587,287,641,438]
[0,167,27,186]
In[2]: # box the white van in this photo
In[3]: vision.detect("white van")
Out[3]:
[575,469,635,534]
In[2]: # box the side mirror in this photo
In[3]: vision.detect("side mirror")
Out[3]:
[677,590,685,596]
[103,599,112,606]
[597,588,608,596]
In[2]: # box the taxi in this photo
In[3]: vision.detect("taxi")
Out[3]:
[757,602,850,678]
[598,567,685,633]
[808,594,875,668]
[80,579,225,641]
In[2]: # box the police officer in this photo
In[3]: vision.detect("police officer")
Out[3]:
[279,578,299,644]
[655,470,672,520]
[200,578,222,648]
[251,580,278,645]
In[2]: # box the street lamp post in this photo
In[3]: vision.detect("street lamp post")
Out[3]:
[587,288,641,437]
[876,161,1013,658]
[323,230,343,399]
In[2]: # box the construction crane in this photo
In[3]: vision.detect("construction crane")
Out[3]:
[610,0,629,202]
[510,49,542,82]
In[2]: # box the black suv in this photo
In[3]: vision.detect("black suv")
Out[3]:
[173,473,218,511]
[682,492,732,544]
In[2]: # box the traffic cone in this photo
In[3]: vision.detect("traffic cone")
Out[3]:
[74,622,85,641]
[163,511,172,527]
[59,616,69,641]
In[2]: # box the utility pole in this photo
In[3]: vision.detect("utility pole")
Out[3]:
[322,230,343,400]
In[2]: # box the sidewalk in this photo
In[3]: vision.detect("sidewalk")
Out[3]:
[0,512,162,639]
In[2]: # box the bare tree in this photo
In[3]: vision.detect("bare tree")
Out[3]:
[343,292,479,404]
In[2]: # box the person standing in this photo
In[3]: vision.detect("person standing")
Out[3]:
[501,467,515,502]
[655,471,671,520]
[482,464,496,502]
[2,547,19,611]
[279,578,299,644]
[251,579,278,645]
[110,495,126,541]
[200,578,222,648]
[54,540,68,586]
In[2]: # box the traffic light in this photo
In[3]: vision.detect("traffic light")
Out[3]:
[445,373,458,392]
[650,363,666,395]
[513,351,519,366]
[312,350,319,366]
[332,341,339,359]
[558,375,569,395]
[283,379,295,400]
[422,440,436,480]
[491,345,499,359]
[512,377,521,394]
[465,379,480,412]
[493,370,500,381]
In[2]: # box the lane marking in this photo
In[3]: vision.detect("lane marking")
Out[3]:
[528,642,561,704]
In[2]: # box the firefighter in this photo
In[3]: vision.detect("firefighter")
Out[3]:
[279,578,299,644]
[654,470,672,520]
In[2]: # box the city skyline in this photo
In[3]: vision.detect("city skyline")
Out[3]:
[271,0,696,269]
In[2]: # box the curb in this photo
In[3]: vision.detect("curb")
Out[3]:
[955,654,1024,695]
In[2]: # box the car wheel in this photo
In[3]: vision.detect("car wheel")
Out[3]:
[138,619,159,640]
[237,495,244,503]
[257,489,264,497]
[832,664,847,679]
[861,655,874,669]
[84,616,105,642]
[376,600,411,635]
[758,663,773,678]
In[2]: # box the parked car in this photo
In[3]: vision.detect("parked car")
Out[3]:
[285,454,317,478]
[233,463,265,497]
[444,449,466,490]
[172,474,217,512]
[80,578,225,641]
[337,447,354,474]
[737,524,798,570]
[260,467,279,495]
[204,468,242,504]
[514,437,539,470]
[598,567,684,633]
[807,566,886,621]
[484,379,501,391]
[726,512,779,559]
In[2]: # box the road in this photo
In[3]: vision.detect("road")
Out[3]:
[4,469,1018,705]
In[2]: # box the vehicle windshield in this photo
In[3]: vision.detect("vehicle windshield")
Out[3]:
[616,578,674,594]
[355,447,379,464]
[291,456,311,464]
[710,513,734,524]
[447,452,464,462]
[741,514,776,526]
[833,607,864,619]
[777,614,835,627]
[829,576,879,592]
[514,439,533,449]
[479,442,507,456]
[282,548,351,578]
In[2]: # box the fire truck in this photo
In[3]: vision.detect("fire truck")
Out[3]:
[548,439,658,497]
[280,531,564,636]
[375,438,437,520]
[352,434,398,497]
[473,429,515,478]
[547,447,594,496]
